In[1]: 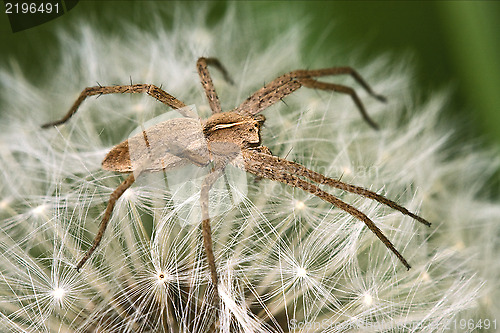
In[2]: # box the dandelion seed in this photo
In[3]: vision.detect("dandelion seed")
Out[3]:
[51,287,66,303]
[420,271,432,282]
[294,200,306,211]
[306,96,321,108]
[133,102,145,113]
[295,266,308,278]
[156,271,172,284]
[454,241,465,251]
[31,204,47,216]
[342,166,352,176]
[0,197,11,210]
[362,292,373,307]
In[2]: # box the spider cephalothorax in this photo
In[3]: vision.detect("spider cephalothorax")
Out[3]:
[203,112,265,148]
[42,57,430,306]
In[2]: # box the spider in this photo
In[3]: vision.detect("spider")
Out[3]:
[42,57,430,301]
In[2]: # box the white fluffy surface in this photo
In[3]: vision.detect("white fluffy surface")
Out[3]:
[0,4,499,332]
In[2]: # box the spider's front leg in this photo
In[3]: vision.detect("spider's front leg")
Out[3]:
[233,66,386,129]
[241,148,428,270]
[197,57,234,115]
[41,84,188,128]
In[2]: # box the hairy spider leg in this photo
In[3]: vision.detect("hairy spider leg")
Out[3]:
[197,57,234,115]
[199,166,226,304]
[254,150,431,227]
[76,173,137,271]
[242,148,422,270]
[234,66,386,130]
[298,78,379,129]
[41,84,188,128]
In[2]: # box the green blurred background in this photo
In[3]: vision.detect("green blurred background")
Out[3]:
[1,1,500,147]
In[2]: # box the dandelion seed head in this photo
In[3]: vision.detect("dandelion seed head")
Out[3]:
[306,96,321,108]
[189,27,213,51]
[51,287,65,301]
[133,102,145,113]
[420,271,432,282]
[454,241,465,251]
[342,166,352,175]
[482,295,492,308]
[156,271,172,284]
[0,197,12,210]
[0,3,499,332]
[295,266,308,278]
[31,204,47,216]
[294,199,306,211]
[362,292,374,307]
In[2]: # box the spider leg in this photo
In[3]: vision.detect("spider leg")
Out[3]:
[197,57,234,115]
[234,66,385,129]
[242,149,414,270]
[232,74,302,117]
[199,166,225,301]
[41,84,187,128]
[299,78,379,129]
[249,149,430,227]
[76,172,137,271]
[291,67,386,102]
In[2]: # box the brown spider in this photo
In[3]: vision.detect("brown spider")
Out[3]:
[42,57,430,301]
